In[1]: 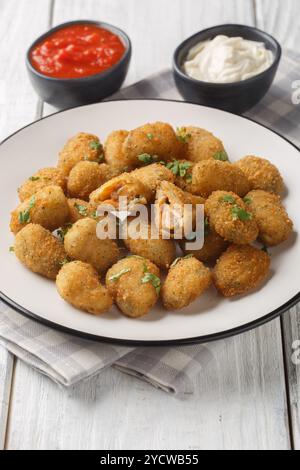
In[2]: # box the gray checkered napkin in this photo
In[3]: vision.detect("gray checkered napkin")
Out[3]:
[0,50,299,395]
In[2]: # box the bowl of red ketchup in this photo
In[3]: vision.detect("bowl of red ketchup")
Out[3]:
[26,20,131,108]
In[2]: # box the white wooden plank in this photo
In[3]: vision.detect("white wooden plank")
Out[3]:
[6,321,290,450]
[255,0,300,50]
[255,0,300,449]
[0,0,52,449]
[5,0,292,450]
[0,347,14,450]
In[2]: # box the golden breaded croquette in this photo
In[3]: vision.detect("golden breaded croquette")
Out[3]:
[106,256,161,318]
[131,163,176,200]
[14,224,67,280]
[10,185,70,234]
[64,218,120,273]
[235,155,284,194]
[213,245,270,297]
[205,191,259,244]
[89,172,152,208]
[18,167,66,202]
[104,130,131,172]
[122,218,176,269]
[161,256,212,310]
[179,126,226,163]
[67,161,110,200]
[180,229,229,264]
[190,160,251,198]
[122,122,183,168]
[56,261,113,315]
[246,190,293,246]
[58,132,103,176]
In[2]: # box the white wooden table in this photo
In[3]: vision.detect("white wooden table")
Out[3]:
[0,0,299,450]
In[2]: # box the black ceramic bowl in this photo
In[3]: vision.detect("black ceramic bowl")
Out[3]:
[173,24,282,114]
[26,20,131,109]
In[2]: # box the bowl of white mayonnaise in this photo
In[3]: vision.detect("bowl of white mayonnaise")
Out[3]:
[173,24,281,114]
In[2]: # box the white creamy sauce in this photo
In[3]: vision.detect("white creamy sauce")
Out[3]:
[184,35,274,83]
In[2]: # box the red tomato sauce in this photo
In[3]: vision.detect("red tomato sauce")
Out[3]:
[30,24,126,79]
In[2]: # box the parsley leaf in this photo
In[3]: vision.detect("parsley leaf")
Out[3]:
[59,258,70,267]
[171,254,193,268]
[9,246,15,253]
[141,272,161,295]
[57,224,73,242]
[29,176,40,182]
[108,268,131,282]
[74,203,88,216]
[204,217,210,236]
[176,127,192,144]
[146,133,154,140]
[243,196,252,205]
[231,206,252,221]
[213,151,229,162]
[138,153,158,164]
[261,245,270,255]
[220,195,236,204]
[166,160,192,181]
[18,195,36,224]
[89,140,102,151]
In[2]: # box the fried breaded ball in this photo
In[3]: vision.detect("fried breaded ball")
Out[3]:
[180,126,226,163]
[213,245,270,297]
[161,256,212,310]
[131,163,176,200]
[246,190,293,246]
[235,156,284,194]
[122,122,183,168]
[106,257,161,318]
[10,185,70,234]
[104,130,131,172]
[205,191,259,245]
[181,229,229,264]
[56,261,113,315]
[14,224,67,280]
[190,160,251,198]
[122,218,176,269]
[18,167,66,202]
[89,172,152,208]
[67,161,110,200]
[64,218,120,273]
[58,132,103,176]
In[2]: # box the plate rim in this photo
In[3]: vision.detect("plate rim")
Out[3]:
[1,98,299,346]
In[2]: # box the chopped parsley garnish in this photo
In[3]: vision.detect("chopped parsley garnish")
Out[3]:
[261,245,270,255]
[204,217,210,236]
[231,206,252,221]
[213,151,229,162]
[141,272,161,295]
[74,203,88,216]
[29,176,40,182]
[18,195,36,224]
[138,153,158,164]
[9,246,15,253]
[59,258,70,267]
[166,160,192,181]
[171,254,193,268]
[243,196,252,205]
[57,224,73,241]
[146,133,154,140]
[176,127,192,144]
[220,195,236,204]
[89,140,102,151]
[108,268,131,282]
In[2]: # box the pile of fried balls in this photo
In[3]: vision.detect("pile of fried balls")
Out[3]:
[10,122,294,318]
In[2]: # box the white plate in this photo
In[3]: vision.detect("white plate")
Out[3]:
[0,99,299,345]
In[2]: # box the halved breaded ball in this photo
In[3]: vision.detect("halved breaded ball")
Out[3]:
[205,191,259,245]
[122,122,183,168]
[235,156,284,194]
[104,130,131,172]
[161,256,212,310]
[131,163,176,200]
[190,160,251,198]
[180,126,226,163]
[106,257,161,318]
[67,161,110,200]
[58,132,103,176]
[122,218,176,269]
[246,190,293,246]
[64,218,120,273]
[10,185,70,234]
[14,224,67,280]
[90,172,152,208]
[213,245,270,297]
[180,229,229,264]
[56,261,113,315]
[18,167,66,202]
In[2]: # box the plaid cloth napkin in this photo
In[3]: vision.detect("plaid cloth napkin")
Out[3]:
[0,50,299,395]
